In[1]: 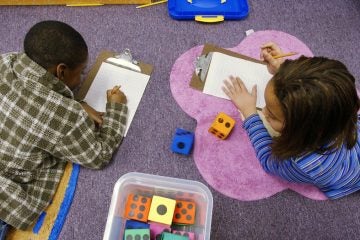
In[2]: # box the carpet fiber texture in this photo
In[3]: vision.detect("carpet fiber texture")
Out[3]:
[0,0,360,239]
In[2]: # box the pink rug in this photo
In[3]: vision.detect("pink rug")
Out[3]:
[169,30,327,201]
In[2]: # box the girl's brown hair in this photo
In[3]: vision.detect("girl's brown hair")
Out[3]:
[271,56,360,159]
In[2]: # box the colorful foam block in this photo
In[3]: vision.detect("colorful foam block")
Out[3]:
[171,128,195,155]
[125,220,150,229]
[197,233,205,240]
[124,194,152,222]
[171,230,195,240]
[124,229,151,240]
[161,232,189,240]
[148,195,176,225]
[208,112,235,139]
[172,200,196,225]
[149,222,171,240]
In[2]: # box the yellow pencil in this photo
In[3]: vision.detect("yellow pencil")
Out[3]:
[111,85,121,94]
[273,52,298,59]
[136,0,167,9]
[66,3,104,7]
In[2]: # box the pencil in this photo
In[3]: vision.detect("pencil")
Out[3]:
[111,86,120,94]
[272,52,298,59]
[66,3,104,6]
[136,0,167,9]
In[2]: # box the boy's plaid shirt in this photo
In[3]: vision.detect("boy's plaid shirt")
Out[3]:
[0,53,128,229]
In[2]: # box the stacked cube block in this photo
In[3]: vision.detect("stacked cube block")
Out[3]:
[124,229,150,240]
[172,230,195,240]
[123,194,196,240]
[149,223,171,240]
[125,219,150,230]
[124,194,152,222]
[148,196,176,225]
[172,200,196,225]
[161,232,189,240]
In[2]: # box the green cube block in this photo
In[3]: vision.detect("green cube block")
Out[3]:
[124,229,150,240]
[161,232,189,240]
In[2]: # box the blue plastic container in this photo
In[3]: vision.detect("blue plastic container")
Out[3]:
[168,0,249,22]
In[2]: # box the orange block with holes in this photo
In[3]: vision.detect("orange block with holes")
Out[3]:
[124,194,152,222]
[172,200,196,225]
[208,112,235,139]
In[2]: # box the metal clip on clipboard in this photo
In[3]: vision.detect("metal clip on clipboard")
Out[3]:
[195,52,213,82]
[105,48,141,72]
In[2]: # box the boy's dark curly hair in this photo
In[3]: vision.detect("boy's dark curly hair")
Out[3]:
[24,20,88,69]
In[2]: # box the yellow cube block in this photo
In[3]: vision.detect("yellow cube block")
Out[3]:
[208,112,235,139]
[148,195,176,225]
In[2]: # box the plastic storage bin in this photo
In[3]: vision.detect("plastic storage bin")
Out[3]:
[103,172,213,240]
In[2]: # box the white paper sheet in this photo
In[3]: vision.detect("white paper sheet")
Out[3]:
[203,52,273,108]
[84,62,150,136]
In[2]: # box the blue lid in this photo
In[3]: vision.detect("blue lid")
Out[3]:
[168,0,249,20]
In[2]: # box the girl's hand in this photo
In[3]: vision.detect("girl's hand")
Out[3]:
[80,102,104,126]
[260,42,285,74]
[222,76,257,119]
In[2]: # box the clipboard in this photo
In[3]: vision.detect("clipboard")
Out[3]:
[189,43,265,91]
[76,49,153,137]
[76,50,153,101]
[190,43,273,108]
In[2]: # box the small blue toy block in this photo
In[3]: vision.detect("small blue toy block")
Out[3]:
[171,128,195,155]
[125,220,150,230]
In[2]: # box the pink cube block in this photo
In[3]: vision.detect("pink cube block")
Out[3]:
[149,222,171,240]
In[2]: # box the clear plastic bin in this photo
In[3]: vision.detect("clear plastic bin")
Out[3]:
[103,172,213,240]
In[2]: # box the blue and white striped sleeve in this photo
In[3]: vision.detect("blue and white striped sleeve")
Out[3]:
[243,114,314,184]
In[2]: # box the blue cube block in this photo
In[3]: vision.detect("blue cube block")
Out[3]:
[125,219,150,230]
[171,128,194,155]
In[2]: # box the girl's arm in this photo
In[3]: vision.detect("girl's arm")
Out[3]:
[222,73,314,184]
[243,114,314,183]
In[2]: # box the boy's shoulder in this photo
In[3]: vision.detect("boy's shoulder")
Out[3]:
[0,52,24,74]
[0,52,20,62]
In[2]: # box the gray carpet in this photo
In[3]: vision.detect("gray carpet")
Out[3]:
[1,0,360,239]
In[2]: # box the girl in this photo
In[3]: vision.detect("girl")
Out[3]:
[222,42,360,199]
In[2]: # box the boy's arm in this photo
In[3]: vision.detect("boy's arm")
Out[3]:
[243,114,313,183]
[80,101,104,126]
[52,102,128,169]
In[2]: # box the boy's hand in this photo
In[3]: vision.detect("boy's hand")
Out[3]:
[80,102,104,126]
[260,42,285,74]
[222,76,257,119]
[107,85,127,104]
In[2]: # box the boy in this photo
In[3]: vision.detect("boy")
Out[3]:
[0,20,128,236]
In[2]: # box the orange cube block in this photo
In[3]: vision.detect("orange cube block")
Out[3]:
[172,200,196,225]
[124,194,152,222]
[208,112,235,139]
